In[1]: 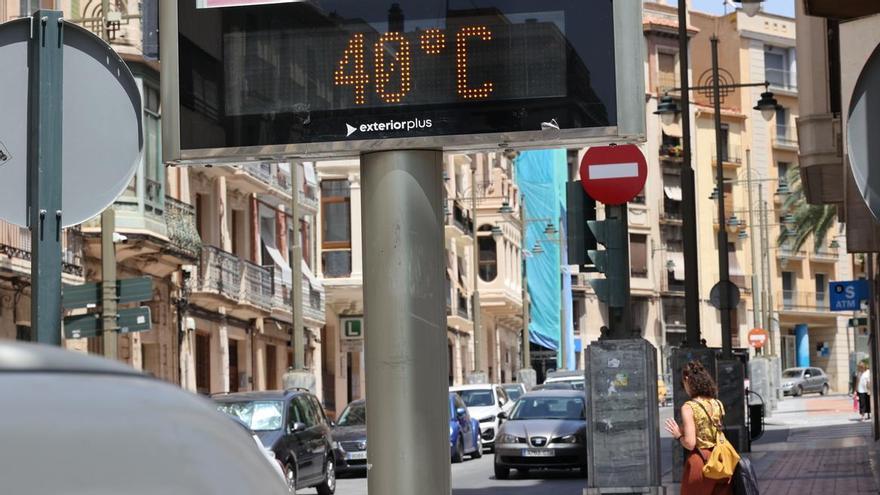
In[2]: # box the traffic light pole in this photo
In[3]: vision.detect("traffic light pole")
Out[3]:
[606,204,631,339]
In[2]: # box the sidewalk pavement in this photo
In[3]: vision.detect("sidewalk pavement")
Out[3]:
[663,395,880,494]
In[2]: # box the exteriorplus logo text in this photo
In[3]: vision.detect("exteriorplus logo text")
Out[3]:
[345,118,432,137]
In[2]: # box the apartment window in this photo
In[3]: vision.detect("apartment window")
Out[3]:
[776,107,788,139]
[782,271,795,309]
[630,234,648,278]
[231,210,244,258]
[321,180,352,277]
[815,273,827,307]
[764,49,787,88]
[195,193,207,240]
[195,333,211,395]
[300,219,311,268]
[657,50,678,91]
[719,124,730,162]
[143,83,164,214]
[15,325,31,341]
[477,225,497,282]
[777,162,790,184]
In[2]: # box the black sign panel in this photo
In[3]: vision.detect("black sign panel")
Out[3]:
[174,0,620,157]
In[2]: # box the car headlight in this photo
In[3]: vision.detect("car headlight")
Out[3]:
[450,426,454,436]
[497,433,524,444]
[552,434,579,444]
[480,415,496,423]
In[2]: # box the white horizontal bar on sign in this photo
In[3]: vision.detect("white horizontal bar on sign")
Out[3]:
[588,162,639,180]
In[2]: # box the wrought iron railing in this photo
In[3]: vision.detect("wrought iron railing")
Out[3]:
[243,162,291,195]
[164,196,201,259]
[774,126,798,147]
[270,267,326,325]
[193,245,273,311]
[0,221,84,277]
[779,290,831,312]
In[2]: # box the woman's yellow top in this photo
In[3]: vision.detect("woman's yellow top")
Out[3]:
[686,398,725,450]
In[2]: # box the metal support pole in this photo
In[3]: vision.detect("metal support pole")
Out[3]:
[101,209,118,358]
[559,215,567,370]
[712,36,734,358]
[745,150,761,335]
[291,163,305,370]
[471,162,483,375]
[760,193,775,355]
[520,200,531,368]
[27,10,64,346]
[361,150,449,495]
[678,0,702,347]
[607,204,631,340]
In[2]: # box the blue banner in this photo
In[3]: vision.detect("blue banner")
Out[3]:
[829,280,870,311]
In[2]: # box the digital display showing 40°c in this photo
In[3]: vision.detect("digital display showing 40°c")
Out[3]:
[175,0,619,153]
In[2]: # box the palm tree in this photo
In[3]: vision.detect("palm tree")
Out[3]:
[776,166,837,251]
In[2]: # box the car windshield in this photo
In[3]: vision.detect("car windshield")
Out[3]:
[216,400,284,431]
[510,397,585,420]
[503,386,524,401]
[783,370,803,378]
[457,390,494,407]
[337,402,366,427]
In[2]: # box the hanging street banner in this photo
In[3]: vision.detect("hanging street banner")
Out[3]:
[162,0,645,161]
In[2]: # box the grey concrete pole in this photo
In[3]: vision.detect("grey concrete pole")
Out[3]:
[520,201,530,368]
[471,162,483,376]
[558,217,567,370]
[361,150,449,495]
[712,36,734,358]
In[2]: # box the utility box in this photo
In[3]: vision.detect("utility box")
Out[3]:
[748,358,774,417]
[717,358,749,454]
[585,339,663,494]
[670,347,716,483]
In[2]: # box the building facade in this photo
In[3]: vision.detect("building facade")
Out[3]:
[316,153,523,416]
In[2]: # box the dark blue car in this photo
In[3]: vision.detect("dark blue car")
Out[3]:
[449,392,482,462]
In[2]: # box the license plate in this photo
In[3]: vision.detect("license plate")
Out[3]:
[346,451,367,460]
[521,448,555,457]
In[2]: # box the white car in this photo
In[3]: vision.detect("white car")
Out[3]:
[450,384,515,451]
[544,371,586,390]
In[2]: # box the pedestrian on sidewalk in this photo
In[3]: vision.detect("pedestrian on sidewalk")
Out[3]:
[856,361,872,422]
[664,361,732,495]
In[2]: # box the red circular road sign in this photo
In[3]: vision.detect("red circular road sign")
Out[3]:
[748,328,769,349]
[579,144,648,205]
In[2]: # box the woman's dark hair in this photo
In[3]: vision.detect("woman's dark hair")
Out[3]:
[682,361,718,399]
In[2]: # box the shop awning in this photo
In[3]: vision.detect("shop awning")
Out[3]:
[303,162,318,186]
[662,120,682,138]
[729,252,746,289]
[260,226,291,284]
[301,259,323,290]
[664,185,683,202]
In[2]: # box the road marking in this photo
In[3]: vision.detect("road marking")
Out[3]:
[588,162,639,180]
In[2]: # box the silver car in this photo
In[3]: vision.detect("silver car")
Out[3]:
[781,367,830,396]
[493,390,587,479]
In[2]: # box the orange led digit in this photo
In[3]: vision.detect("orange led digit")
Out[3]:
[419,28,446,55]
[455,26,495,100]
[374,32,412,104]
[333,33,369,105]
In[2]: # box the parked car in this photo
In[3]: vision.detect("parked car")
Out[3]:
[493,390,588,479]
[0,341,288,494]
[532,382,575,391]
[332,399,368,476]
[782,367,830,396]
[544,370,586,390]
[451,384,515,451]
[215,390,336,494]
[449,392,483,463]
[231,417,288,484]
[502,383,528,401]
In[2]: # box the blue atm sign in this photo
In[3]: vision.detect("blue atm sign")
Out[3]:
[829,280,870,311]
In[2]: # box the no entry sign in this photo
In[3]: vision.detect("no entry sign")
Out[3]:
[748,328,769,349]
[579,144,647,205]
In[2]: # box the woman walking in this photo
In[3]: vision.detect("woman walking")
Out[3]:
[856,362,872,422]
[664,362,733,495]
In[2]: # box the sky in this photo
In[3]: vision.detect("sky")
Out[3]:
[690,0,795,18]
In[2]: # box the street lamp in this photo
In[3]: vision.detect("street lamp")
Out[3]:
[754,91,781,122]
[734,0,764,17]
[656,95,679,126]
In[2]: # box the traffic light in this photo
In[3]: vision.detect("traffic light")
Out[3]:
[587,205,629,309]
[566,181,597,269]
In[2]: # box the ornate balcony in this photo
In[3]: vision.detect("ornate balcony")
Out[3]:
[164,197,201,260]
[190,245,274,319]
[0,222,84,281]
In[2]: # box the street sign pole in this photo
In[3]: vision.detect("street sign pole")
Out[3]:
[28,10,64,346]
[102,208,118,358]
[362,150,449,495]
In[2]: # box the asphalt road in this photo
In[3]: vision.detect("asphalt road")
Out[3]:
[318,406,676,495]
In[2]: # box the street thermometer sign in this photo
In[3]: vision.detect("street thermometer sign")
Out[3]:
[161,0,645,162]
[579,144,648,205]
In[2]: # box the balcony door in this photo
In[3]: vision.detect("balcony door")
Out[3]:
[782,271,795,309]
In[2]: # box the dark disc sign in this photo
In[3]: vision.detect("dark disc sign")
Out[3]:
[165,0,645,161]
